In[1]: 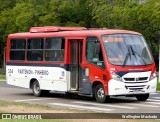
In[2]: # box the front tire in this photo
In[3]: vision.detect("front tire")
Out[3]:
[136,93,149,101]
[95,84,108,103]
[32,80,49,97]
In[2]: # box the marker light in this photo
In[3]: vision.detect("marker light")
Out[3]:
[149,71,157,81]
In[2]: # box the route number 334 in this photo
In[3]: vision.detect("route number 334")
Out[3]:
[8,69,13,74]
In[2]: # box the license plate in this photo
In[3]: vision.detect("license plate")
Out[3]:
[133,90,141,93]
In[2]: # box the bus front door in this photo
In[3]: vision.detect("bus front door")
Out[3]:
[69,40,83,91]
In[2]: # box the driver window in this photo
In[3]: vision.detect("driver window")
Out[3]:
[86,37,104,69]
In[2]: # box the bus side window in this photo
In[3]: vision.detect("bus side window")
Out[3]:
[10,38,26,61]
[45,37,65,62]
[86,37,105,69]
[27,38,44,61]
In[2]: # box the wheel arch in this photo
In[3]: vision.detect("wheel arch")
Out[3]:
[30,78,38,89]
[92,81,103,97]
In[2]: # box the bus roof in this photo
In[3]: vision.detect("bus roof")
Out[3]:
[8,26,141,38]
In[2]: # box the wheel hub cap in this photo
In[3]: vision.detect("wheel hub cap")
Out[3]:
[97,88,104,99]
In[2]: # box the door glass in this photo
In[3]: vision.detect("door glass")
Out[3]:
[70,41,77,64]
[78,41,83,89]
[70,40,78,90]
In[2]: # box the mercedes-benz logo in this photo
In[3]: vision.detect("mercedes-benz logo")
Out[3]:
[135,78,139,81]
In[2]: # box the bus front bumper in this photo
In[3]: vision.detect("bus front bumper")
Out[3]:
[108,78,157,96]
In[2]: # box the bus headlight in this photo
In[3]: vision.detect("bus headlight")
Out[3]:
[149,71,157,81]
[110,71,122,82]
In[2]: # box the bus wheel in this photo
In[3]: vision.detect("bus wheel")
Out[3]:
[136,93,149,101]
[32,80,49,97]
[95,84,107,103]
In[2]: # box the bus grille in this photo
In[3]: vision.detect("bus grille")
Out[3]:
[125,85,146,92]
[126,85,145,90]
[123,77,148,83]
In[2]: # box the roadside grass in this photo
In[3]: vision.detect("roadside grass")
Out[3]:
[0,100,90,121]
[0,74,5,80]
[0,68,5,80]
[0,100,51,110]
[0,100,87,113]
[157,82,160,91]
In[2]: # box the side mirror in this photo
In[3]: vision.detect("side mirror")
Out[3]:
[85,67,89,77]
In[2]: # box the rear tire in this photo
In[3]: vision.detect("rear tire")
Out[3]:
[32,80,49,97]
[136,93,149,101]
[95,84,108,103]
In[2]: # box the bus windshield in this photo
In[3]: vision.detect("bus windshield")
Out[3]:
[102,34,153,66]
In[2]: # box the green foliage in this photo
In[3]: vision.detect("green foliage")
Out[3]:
[0,68,5,75]
[157,82,160,91]
[0,68,5,80]
[0,74,5,80]
[0,0,159,68]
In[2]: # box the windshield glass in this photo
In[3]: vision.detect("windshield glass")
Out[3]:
[102,34,153,66]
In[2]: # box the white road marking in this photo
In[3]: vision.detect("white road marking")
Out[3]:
[148,99,160,102]
[150,93,159,95]
[146,102,160,105]
[127,103,159,108]
[73,101,136,109]
[151,97,160,99]
[49,103,114,112]
[15,98,56,102]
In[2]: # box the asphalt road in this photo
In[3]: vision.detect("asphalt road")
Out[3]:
[0,81,160,113]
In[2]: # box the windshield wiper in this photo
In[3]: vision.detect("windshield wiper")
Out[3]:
[122,46,131,67]
[130,46,147,66]
[122,53,130,67]
[130,46,137,60]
